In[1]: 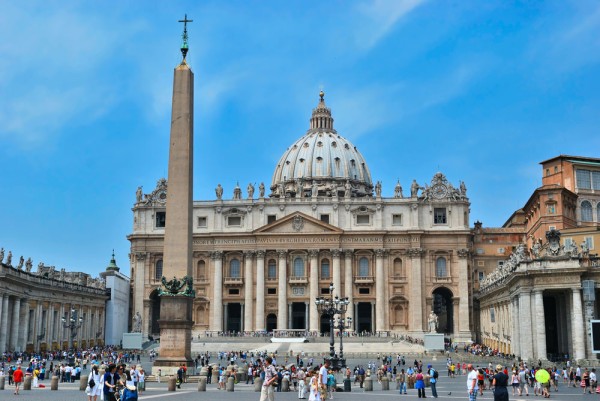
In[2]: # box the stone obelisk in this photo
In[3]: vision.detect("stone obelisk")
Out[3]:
[153,15,195,374]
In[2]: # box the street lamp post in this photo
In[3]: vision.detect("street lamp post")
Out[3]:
[61,305,83,351]
[315,282,351,370]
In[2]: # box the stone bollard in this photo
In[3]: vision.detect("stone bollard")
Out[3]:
[197,377,207,391]
[23,376,32,390]
[381,376,389,391]
[408,375,415,389]
[80,374,89,391]
[51,376,59,390]
[282,377,290,392]
[255,377,264,392]
[226,376,235,392]
[0,376,5,390]
[211,370,219,385]
[168,376,177,391]
[365,376,373,391]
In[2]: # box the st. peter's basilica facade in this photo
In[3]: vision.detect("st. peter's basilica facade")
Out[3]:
[128,92,473,343]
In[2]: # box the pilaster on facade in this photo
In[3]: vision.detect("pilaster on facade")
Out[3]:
[277,250,288,330]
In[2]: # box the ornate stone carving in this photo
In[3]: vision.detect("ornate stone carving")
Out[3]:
[308,249,320,258]
[244,250,255,259]
[259,182,265,198]
[546,229,561,256]
[331,249,342,258]
[374,248,387,258]
[277,250,288,258]
[343,249,354,258]
[159,275,195,297]
[135,252,147,261]
[233,183,242,200]
[407,248,424,258]
[255,250,266,258]
[394,181,403,198]
[292,215,304,232]
[210,250,223,260]
[457,248,470,258]
[247,183,255,199]
[143,178,168,206]
[419,172,466,202]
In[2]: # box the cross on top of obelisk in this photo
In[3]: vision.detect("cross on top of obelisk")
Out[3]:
[178,14,193,61]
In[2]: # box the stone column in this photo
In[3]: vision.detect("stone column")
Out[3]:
[571,288,585,361]
[34,302,43,350]
[244,251,254,332]
[375,249,385,333]
[518,290,533,360]
[452,298,460,338]
[584,298,596,360]
[457,249,471,340]
[511,297,520,357]
[47,304,54,344]
[344,249,356,324]
[0,295,8,351]
[19,299,30,351]
[134,253,147,336]
[408,248,424,333]
[211,251,224,332]
[10,297,21,351]
[332,249,342,298]
[533,290,547,360]
[255,251,266,331]
[277,250,288,330]
[309,249,319,332]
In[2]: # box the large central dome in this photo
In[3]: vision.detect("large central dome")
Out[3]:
[270,92,373,198]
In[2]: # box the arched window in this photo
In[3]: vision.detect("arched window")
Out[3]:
[320,259,330,279]
[597,203,600,222]
[155,260,163,280]
[393,258,403,277]
[294,257,305,277]
[230,259,241,278]
[358,257,369,277]
[267,259,277,279]
[436,257,447,277]
[581,201,593,222]
[197,260,206,280]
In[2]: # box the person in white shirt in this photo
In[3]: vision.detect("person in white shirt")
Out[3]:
[297,368,306,399]
[319,360,330,399]
[467,364,479,401]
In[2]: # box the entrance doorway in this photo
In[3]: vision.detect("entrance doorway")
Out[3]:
[226,303,242,333]
[356,302,372,333]
[149,290,160,337]
[320,313,331,336]
[291,302,306,330]
[266,313,277,332]
[432,287,454,334]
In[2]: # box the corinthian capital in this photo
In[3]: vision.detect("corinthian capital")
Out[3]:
[308,249,320,258]
[457,248,471,258]
[210,250,223,260]
[331,249,342,258]
[374,248,387,258]
[255,250,266,258]
[343,249,354,258]
[244,250,255,259]
[277,250,288,258]
[135,252,147,261]
[407,248,425,258]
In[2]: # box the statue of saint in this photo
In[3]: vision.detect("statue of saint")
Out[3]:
[6,251,12,267]
[247,183,255,199]
[312,180,318,198]
[25,258,33,272]
[233,183,242,200]
[133,311,143,333]
[345,180,352,198]
[411,179,419,198]
[428,311,439,333]
[258,182,265,198]
[459,181,467,196]
[394,180,403,198]
[136,186,143,203]
[375,181,382,197]
[17,256,24,270]
[581,240,590,257]
[0,248,4,264]
[215,184,223,200]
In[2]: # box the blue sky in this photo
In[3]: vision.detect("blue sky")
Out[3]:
[1,1,600,278]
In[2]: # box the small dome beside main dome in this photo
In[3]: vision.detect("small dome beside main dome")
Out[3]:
[270,92,373,198]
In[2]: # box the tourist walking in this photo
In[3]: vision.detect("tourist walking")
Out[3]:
[492,365,509,401]
[13,365,23,396]
[398,368,407,394]
[86,365,102,401]
[467,364,479,401]
[260,356,278,401]
[298,367,306,399]
[308,367,321,401]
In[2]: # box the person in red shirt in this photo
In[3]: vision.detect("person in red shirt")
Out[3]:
[13,365,24,395]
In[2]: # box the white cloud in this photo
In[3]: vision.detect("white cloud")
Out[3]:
[354,0,426,50]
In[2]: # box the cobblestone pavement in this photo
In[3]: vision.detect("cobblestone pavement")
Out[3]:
[0,358,590,401]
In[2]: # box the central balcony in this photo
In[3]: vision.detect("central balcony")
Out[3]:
[353,275,374,284]
[224,276,244,286]
[289,275,308,285]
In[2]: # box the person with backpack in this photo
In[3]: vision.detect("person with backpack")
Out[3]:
[429,365,439,398]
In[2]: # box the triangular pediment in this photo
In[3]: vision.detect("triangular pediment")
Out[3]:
[254,212,343,234]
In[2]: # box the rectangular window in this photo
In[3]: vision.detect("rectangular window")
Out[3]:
[197,216,207,228]
[392,214,403,226]
[155,211,166,228]
[433,208,447,224]
[593,171,600,190]
[477,261,485,267]
[228,289,239,295]
[356,215,370,225]
[320,288,331,295]
[227,216,242,226]
[585,236,594,250]
[267,288,277,295]
[564,238,573,248]
[320,214,330,224]
[497,260,504,269]
[577,169,592,189]
[497,248,505,254]
[358,288,370,295]
[478,271,484,281]
[267,215,277,224]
